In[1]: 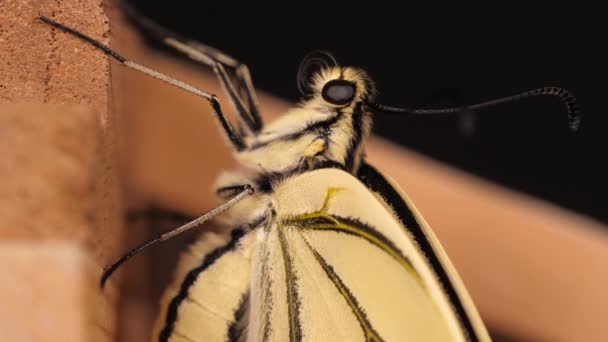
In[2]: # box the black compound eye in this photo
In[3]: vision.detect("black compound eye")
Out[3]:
[322,80,356,105]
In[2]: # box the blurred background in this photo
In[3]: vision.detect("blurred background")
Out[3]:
[127,1,606,225]
[103,2,608,341]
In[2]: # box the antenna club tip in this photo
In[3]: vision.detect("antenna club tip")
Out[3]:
[569,119,582,132]
[567,108,582,132]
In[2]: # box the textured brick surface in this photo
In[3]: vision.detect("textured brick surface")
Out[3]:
[0,0,109,113]
[0,242,115,342]
[0,1,121,341]
[0,103,99,240]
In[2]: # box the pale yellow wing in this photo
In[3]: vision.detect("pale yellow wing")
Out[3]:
[359,162,491,341]
[153,229,257,342]
[246,168,490,341]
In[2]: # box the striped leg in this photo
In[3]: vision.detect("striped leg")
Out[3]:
[38,16,247,151]
[121,2,263,134]
[127,207,195,229]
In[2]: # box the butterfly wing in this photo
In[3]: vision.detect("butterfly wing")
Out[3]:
[246,167,490,341]
[155,166,490,342]
[153,228,257,342]
[358,162,491,341]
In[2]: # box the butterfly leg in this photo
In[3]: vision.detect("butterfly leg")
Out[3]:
[127,207,195,228]
[121,2,263,135]
[154,225,259,342]
[98,184,254,288]
[37,16,248,151]
[303,139,327,169]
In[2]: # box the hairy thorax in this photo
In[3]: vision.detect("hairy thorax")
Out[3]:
[214,103,370,227]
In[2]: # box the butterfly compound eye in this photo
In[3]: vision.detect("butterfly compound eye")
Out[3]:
[322,80,356,105]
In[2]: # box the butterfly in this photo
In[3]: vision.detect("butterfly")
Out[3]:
[39,7,579,341]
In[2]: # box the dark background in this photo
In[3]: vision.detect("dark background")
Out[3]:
[127,1,606,225]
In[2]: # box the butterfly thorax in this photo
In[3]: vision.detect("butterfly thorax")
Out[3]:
[214,67,375,226]
[238,102,371,175]
[232,66,374,185]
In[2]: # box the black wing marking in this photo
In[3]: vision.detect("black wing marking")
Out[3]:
[357,161,479,341]
[158,228,247,342]
[357,161,479,342]
[228,291,250,342]
[298,233,385,342]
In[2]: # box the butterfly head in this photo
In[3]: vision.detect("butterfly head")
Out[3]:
[297,51,376,110]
